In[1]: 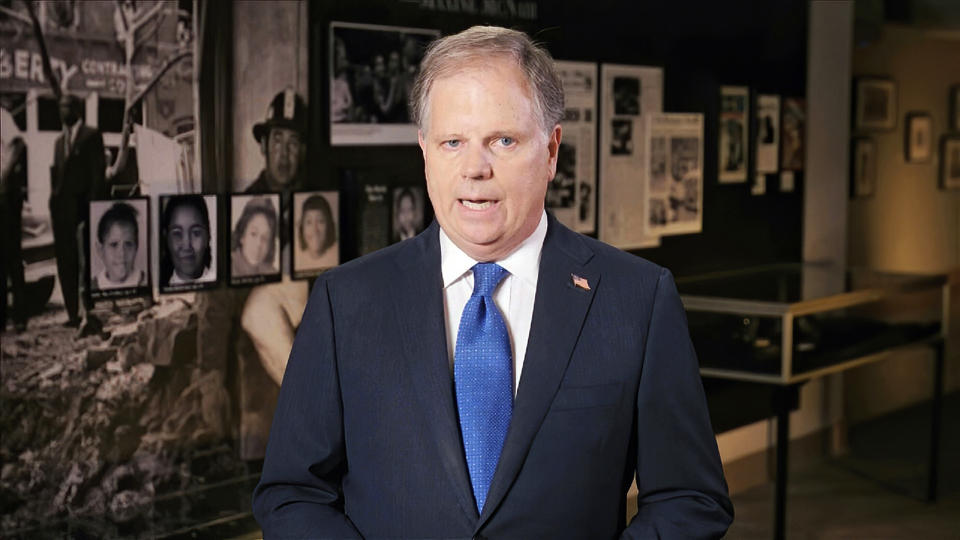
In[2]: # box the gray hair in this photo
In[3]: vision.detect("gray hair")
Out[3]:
[409,26,564,135]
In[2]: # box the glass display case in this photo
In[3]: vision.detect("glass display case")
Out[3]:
[676,263,948,384]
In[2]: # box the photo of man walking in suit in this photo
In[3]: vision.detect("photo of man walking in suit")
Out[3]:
[254,26,733,539]
[49,94,106,336]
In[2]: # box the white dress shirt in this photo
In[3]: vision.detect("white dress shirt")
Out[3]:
[440,211,548,395]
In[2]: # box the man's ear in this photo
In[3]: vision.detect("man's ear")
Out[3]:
[418,130,427,159]
[546,124,562,181]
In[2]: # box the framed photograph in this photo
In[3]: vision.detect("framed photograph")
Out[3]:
[781,97,805,171]
[850,137,876,198]
[229,193,282,286]
[329,21,440,145]
[905,113,933,163]
[718,86,750,183]
[391,186,426,243]
[644,113,704,236]
[88,198,150,299]
[158,194,219,293]
[755,94,780,173]
[292,191,339,279]
[950,85,960,132]
[854,78,897,131]
[942,135,960,190]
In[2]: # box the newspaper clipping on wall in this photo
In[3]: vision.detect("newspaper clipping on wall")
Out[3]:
[718,86,749,183]
[599,64,663,249]
[552,61,598,233]
[756,94,781,173]
[645,113,703,236]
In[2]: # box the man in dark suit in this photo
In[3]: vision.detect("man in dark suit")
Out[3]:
[254,26,732,538]
[50,94,106,335]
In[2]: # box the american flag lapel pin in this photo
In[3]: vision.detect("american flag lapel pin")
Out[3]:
[571,274,591,291]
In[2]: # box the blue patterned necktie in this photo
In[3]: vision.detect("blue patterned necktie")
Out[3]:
[455,262,512,513]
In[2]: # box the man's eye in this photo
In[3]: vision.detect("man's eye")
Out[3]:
[443,139,460,148]
[497,136,515,147]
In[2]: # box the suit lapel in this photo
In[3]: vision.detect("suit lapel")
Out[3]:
[390,222,479,522]
[477,215,600,527]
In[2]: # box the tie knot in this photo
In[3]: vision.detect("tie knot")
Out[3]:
[471,263,508,297]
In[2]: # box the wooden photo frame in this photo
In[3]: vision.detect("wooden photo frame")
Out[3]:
[905,113,933,163]
[854,78,897,131]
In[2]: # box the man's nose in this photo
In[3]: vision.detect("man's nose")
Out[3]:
[460,146,493,180]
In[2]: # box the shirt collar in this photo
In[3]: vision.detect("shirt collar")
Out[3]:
[439,210,548,289]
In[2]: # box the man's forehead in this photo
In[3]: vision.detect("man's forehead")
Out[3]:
[269,127,301,139]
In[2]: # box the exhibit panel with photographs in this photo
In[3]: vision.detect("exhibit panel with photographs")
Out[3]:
[904,113,933,163]
[854,78,897,131]
[781,98,805,171]
[158,194,218,293]
[755,94,781,173]
[645,113,704,236]
[554,60,598,233]
[851,137,877,198]
[719,86,750,183]
[329,22,439,145]
[942,135,960,190]
[392,186,426,242]
[230,194,283,286]
[88,198,151,299]
[293,191,340,278]
[599,64,664,250]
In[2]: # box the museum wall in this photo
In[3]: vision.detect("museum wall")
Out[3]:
[845,23,960,423]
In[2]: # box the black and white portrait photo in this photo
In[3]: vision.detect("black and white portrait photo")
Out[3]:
[391,186,425,243]
[613,76,640,115]
[88,198,150,298]
[293,191,339,277]
[230,194,282,285]
[611,119,633,155]
[330,22,439,145]
[158,194,218,293]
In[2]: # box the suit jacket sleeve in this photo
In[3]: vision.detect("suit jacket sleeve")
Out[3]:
[622,268,734,539]
[252,276,362,538]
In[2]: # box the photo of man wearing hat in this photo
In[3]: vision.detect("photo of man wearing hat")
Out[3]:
[248,86,308,194]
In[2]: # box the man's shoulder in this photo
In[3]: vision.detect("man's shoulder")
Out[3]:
[549,219,664,282]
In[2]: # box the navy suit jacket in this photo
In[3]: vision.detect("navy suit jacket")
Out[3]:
[253,215,733,539]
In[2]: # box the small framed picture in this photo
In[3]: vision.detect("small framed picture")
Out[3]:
[391,186,426,243]
[905,113,932,163]
[950,85,960,132]
[292,190,340,279]
[229,193,282,286]
[88,198,151,299]
[159,194,219,293]
[854,78,897,131]
[942,135,960,190]
[851,137,876,198]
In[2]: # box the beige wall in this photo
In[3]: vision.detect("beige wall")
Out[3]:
[232,0,309,191]
[845,25,960,422]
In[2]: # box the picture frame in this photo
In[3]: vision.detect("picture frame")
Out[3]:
[158,194,220,294]
[904,112,933,163]
[229,193,283,287]
[88,197,151,300]
[292,190,340,280]
[329,21,440,146]
[950,84,960,132]
[854,78,897,131]
[850,137,876,198]
[941,134,960,190]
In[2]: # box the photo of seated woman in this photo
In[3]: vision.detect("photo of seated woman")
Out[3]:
[230,194,282,285]
[292,191,339,277]
[88,199,149,296]
[159,194,218,292]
